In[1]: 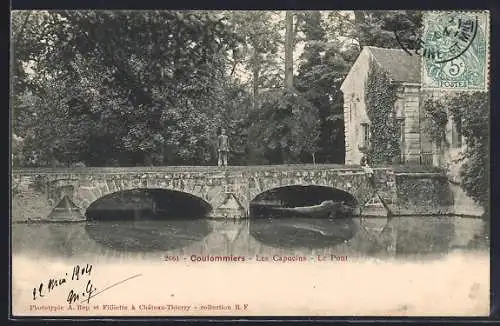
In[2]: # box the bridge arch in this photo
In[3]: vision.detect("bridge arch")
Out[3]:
[249,185,360,218]
[66,177,218,218]
[251,185,358,206]
[85,188,213,220]
[245,171,375,213]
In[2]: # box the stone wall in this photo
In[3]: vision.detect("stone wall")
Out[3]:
[341,48,372,165]
[12,175,53,223]
[359,170,457,217]
[394,172,454,215]
[371,168,398,209]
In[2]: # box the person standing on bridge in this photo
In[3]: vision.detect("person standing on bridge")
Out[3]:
[217,128,229,167]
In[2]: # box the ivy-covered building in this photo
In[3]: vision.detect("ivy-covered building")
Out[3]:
[340,46,464,167]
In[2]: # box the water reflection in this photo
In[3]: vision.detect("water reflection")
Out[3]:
[11,215,487,261]
[395,216,456,255]
[84,219,212,252]
[249,217,358,249]
[12,222,91,258]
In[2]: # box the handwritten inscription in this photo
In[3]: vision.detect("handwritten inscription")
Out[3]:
[32,264,93,301]
[71,264,93,281]
[67,280,97,304]
[68,273,142,304]
[31,264,142,305]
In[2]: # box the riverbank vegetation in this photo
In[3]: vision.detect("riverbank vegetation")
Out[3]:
[422,91,490,223]
[12,10,422,167]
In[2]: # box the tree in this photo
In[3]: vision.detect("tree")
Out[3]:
[324,10,422,55]
[284,11,294,90]
[247,89,320,164]
[12,10,240,166]
[225,11,283,109]
[352,11,423,50]
[447,92,489,218]
[295,11,351,163]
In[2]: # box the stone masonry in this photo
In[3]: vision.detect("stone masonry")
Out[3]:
[11,165,452,222]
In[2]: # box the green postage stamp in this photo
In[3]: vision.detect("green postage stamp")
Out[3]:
[421,11,489,91]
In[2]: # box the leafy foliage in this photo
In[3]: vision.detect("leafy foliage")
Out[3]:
[364,57,399,164]
[351,10,423,50]
[422,98,449,148]
[224,11,284,107]
[11,10,428,168]
[12,10,239,166]
[247,90,320,164]
[416,92,489,216]
[448,92,489,212]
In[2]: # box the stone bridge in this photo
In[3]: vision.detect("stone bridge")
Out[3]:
[11,165,452,222]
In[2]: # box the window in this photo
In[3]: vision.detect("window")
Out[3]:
[360,123,370,148]
[399,119,405,143]
[394,99,405,119]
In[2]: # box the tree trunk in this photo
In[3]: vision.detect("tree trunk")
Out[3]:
[285,11,294,90]
[353,11,366,49]
[252,56,260,109]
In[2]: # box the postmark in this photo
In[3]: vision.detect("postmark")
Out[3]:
[420,11,489,91]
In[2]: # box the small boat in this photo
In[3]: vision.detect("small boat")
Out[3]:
[264,200,352,219]
[15,217,87,224]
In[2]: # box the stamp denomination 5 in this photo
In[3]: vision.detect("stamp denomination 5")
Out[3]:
[420,11,489,91]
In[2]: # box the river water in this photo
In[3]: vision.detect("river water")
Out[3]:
[11,215,490,316]
[12,215,488,262]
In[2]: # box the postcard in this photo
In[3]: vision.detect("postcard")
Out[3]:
[10,9,490,317]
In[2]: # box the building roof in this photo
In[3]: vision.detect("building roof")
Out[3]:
[366,46,421,84]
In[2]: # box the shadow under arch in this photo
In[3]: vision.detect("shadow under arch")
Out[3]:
[249,185,359,249]
[85,188,212,221]
[84,188,213,252]
[249,185,359,219]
